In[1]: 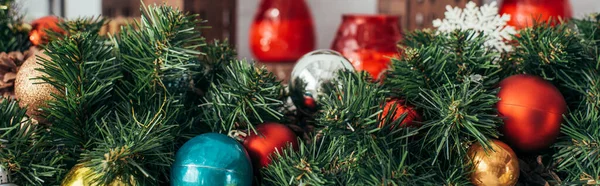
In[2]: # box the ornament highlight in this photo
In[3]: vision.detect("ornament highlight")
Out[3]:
[497,74,566,151]
[14,52,59,123]
[171,133,253,186]
[289,49,354,114]
[29,16,63,46]
[468,139,519,186]
[243,123,299,168]
[378,99,421,128]
[0,166,17,186]
[61,165,129,186]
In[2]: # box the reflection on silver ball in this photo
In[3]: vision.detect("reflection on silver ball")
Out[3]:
[289,49,354,114]
[0,166,17,186]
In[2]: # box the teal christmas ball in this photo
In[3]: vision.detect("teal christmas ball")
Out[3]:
[171,133,253,186]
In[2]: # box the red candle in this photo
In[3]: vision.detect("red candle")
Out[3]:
[331,15,402,80]
[499,0,572,29]
[250,0,316,63]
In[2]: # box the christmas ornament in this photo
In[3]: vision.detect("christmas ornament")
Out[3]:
[0,48,38,98]
[468,139,519,186]
[433,1,516,53]
[378,99,421,128]
[289,49,354,114]
[497,74,566,151]
[499,0,572,29]
[331,14,401,79]
[0,166,17,186]
[171,133,253,186]
[29,16,63,46]
[250,0,315,62]
[61,165,129,186]
[243,122,298,168]
[14,51,58,123]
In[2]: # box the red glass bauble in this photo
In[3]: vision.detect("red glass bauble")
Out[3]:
[243,122,298,168]
[497,74,566,152]
[29,16,63,46]
[499,0,572,29]
[250,0,316,63]
[331,14,402,80]
[379,99,421,128]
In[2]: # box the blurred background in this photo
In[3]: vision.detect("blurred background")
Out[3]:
[16,0,600,60]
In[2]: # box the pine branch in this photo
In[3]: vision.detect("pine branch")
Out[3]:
[417,78,501,163]
[113,3,207,148]
[193,39,237,96]
[385,30,502,163]
[200,60,285,133]
[39,28,120,166]
[262,136,343,186]
[264,131,426,185]
[0,99,65,185]
[316,71,387,136]
[343,133,432,185]
[47,17,107,40]
[114,3,204,102]
[385,30,501,100]
[510,21,595,107]
[554,110,600,184]
[572,14,600,61]
[79,4,206,184]
[401,29,436,50]
[79,100,178,185]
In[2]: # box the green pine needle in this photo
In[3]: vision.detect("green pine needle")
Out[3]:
[417,78,501,163]
[80,102,178,186]
[316,70,387,136]
[554,110,600,184]
[0,99,65,185]
[201,60,285,133]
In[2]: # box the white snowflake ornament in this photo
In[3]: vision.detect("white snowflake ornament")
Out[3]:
[433,1,516,52]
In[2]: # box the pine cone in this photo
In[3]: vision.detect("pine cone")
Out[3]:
[0,47,38,98]
[517,155,562,186]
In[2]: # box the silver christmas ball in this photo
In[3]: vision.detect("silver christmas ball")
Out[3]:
[289,49,354,114]
[0,166,17,186]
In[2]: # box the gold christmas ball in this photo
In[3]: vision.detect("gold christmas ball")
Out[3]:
[61,165,130,186]
[468,139,520,186]
[14,51,58,123]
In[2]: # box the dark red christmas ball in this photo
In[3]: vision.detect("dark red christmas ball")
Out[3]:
[497,74,566,152]
[379,99,421,128]
[29,16,63,46]
[243,122,298,168]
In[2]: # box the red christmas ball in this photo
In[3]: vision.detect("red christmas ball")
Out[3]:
[499,0,572,29]
[29,16,63,46]
[379,99,421,128]
[243,123,299,168]
[497,74,566,151]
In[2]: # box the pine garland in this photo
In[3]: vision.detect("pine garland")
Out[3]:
[1,2,600,185]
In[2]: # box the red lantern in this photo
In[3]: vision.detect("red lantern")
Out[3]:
[497,74,566,152]
[243,122,298,168]
[331,14,402,80]
[249,0,316,63]
[499,0,572,29]
[29,16,63,46]
[379,99,421,128]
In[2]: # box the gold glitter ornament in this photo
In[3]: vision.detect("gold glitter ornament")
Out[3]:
[14,51,58,123]
[468,139,520,186]
[61,165,131,186]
